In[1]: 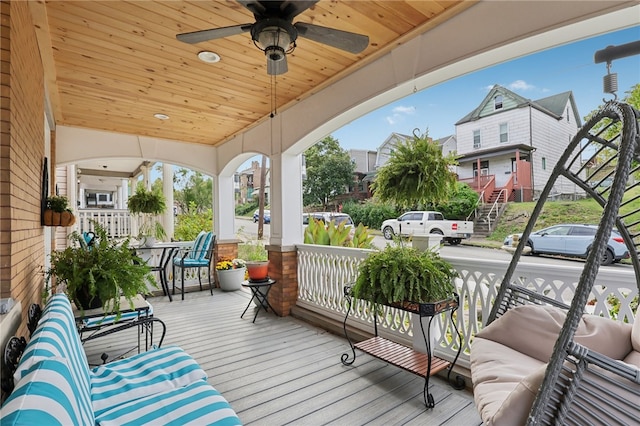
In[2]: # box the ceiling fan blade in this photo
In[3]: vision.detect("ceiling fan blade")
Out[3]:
[294,22,368,54]
[176,24,252,44]
[267,55,288,75]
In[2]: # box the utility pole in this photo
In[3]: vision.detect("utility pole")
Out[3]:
[257,155,268,240]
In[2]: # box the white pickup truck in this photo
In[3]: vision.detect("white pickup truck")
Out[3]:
[381,211,474,245]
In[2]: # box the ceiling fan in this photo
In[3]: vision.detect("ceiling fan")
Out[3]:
[176,1,369,75]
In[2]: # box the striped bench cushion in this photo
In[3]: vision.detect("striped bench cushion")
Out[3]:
[82,300,153,328]
[1,357,95,425]
[90,345,209,417]
[14,295,91,400]
[95,379,242,426]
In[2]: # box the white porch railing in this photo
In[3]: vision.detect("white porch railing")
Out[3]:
[296,244,637,369]
[77,209,131,238]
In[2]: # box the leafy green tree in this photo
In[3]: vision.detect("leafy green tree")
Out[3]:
[372,129,458,209]
[585,83,639,171]
[430,182,478,220]
[174,202,213,241]
[174,169,213,213]
[303,136,355,209]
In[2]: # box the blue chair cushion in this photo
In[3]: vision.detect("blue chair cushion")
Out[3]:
[173,231,214,266]
[82,301,153,329]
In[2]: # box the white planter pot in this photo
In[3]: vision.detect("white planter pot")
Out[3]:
[217,267,245,291]
[412,235,442,253]
[411,313,441,355]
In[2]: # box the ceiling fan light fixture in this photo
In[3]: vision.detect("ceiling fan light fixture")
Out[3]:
[197,51,221,63]
[256,26,292,52]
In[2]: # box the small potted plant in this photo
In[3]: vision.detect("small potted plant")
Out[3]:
[43,195,76,227]
[216,257,247,291]
[127,183,167,247]
[44,222,156,317]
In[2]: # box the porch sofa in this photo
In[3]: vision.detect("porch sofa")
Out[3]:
[470,304,639,426]
[0,294,241,425]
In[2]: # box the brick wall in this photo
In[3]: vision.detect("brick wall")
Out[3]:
[266,248,297,316]
[215,241,238,287]
[0,0,46,336]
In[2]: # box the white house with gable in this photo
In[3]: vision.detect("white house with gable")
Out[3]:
[454,84,584,202]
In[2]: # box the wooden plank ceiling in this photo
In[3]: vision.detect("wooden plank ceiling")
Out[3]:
[32,1,470,146]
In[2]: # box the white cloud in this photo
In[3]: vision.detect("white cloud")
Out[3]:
[508,80,535,91]
[392,105,416,115]
[385,105,415,125]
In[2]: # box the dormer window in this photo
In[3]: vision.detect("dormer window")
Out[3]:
[494,95,503,110]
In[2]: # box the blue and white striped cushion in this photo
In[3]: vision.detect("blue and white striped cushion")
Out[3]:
[15,295,91,399]
[95,379,242,426]
[1,357,95,425]
[82,300,153,328]
[90,345,209,417]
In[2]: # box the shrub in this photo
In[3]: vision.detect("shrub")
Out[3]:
[174,205,213,241]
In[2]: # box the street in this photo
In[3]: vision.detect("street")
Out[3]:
[234,217,632,269]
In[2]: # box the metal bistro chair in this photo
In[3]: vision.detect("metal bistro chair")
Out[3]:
[172,231,216,300]
[149,246,178,302]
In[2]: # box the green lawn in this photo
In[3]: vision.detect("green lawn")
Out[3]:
[488,186,640,242]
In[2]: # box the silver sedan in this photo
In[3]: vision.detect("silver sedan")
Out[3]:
[503,224,629,265]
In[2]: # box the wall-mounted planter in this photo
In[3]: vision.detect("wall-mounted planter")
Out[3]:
[43,210,76,227]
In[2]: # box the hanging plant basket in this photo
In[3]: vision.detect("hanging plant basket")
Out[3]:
[43,210,76,227]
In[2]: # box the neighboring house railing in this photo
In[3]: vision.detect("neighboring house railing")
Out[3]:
[466,191,485,222]
[296,244,637,369]
[485,189,508,232]
[459,175,495,192]
[77,209,131,238]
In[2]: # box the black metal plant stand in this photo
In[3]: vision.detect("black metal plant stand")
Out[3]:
[341,286,465,408]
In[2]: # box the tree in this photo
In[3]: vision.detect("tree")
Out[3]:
[303,136,355,209]
[372,129,458,209]
[174,169,213,214]
[585,83,639,170]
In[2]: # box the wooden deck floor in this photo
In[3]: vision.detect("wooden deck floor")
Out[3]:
[83,289,482,426]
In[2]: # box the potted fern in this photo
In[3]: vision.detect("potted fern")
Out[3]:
[351,245,457,308]
[127,183,167,247]
[44,222,156,317]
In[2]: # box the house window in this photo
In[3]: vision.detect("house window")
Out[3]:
[473,130,481,149]
[542,157,546,170]
[472,161,489,177]
[494,95,503,110]
[499,123,508,143]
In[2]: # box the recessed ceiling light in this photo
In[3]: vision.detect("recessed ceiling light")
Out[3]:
[198,51,221,63]
[154,113,170,120]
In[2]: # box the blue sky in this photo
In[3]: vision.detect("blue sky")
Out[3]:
[331,26,640,152]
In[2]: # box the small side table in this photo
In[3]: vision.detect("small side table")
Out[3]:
[241,279,276,323]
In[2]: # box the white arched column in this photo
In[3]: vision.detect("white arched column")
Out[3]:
[162,163,174,241]
[213,174,236,242]
[269,152,303,247]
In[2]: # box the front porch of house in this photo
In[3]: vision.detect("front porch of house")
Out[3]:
[76,239,636,424]
[83,289,481,425]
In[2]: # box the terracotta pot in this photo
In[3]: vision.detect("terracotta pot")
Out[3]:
[246,261,269,281]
